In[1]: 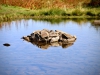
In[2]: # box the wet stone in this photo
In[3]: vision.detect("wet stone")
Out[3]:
[3,43,10,47]
[22,29,77,49]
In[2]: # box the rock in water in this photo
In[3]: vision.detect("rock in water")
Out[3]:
[93,20,100,25]
[50,36,59,43]
[40,30,49,38]
[22,36,30,41]
[22,29,77,49]
[3,43,10,47]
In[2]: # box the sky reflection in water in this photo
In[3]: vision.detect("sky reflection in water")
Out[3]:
[0,19,100,75]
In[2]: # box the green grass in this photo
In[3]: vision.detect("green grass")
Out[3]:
[0,5,100,21]
[0,5,35,21]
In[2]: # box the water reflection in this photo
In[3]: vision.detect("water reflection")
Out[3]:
[23,40,74,49]
[0,18,100,30]
[91,24,100,32]
[33,18,95,25]
[0,18,100,75]
[91,20,100,31]
[0,18,100,36]
[0,19,30,30]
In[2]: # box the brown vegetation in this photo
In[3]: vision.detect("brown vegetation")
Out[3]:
[0,0,97,9]
[88,0,100,7]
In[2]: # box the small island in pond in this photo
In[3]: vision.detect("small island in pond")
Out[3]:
[22,29,77,49]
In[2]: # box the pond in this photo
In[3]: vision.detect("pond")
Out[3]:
[0,18,100,75]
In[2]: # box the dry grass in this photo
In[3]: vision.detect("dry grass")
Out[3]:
[0,0,92,9]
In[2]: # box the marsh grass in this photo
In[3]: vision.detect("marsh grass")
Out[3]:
[39,8,66,16]
[0,5,100,21]
[0,0,92,9]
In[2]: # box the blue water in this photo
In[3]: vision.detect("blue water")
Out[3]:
[0,19,100,75]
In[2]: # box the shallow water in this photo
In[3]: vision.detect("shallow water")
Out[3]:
[0,19,100,75]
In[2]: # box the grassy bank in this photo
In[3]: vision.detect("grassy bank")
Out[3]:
[0,5,100,21]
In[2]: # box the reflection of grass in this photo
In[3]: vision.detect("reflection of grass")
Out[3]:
[0,5,100,21]
[33,18,95,25]
[0,18,97,29]
[33,18,67,24]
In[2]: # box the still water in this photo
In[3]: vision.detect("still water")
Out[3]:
[0,19,100,75]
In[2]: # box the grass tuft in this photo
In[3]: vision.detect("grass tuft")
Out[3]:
[71,9,84,16]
